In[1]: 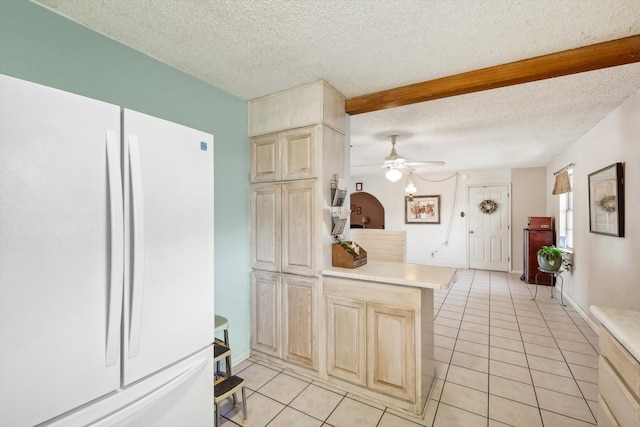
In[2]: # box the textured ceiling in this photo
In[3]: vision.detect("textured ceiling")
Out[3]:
[36,0,640,174]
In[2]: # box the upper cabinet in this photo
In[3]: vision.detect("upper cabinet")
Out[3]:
[249,80,347,272]
[249,79,346,184]
[250,133,278,182]
[248,80,345,138]
[250,126,319,183]
[250,180,317,276]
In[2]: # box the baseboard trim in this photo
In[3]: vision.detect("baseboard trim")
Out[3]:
[231,349,251,367]
[552,287,600,334]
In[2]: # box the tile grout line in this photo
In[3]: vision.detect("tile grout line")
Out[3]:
[447,271,592,425]
[514,273,598,426]
[487,270,528,425]
[486,271,492,427]
[532,292,598,425]
[259,373,312,427]
[507,272,545,426]
[432,268,477,426]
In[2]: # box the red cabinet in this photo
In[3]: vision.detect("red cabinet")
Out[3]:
[523,229,555,286]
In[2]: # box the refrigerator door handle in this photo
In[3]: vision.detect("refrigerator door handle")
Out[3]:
[128,136,145,358]
[106,130,124,367]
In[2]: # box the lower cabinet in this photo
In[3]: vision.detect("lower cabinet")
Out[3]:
[326,296,367,386]
[598,326,640,427]
[367,302,415,401]
[252,273,434,416]
[251,271,280,357]
[282,275,316,368]
[251,271,317,371]
[325,280,419,404]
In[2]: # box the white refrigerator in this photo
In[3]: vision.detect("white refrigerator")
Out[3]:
[0,74,215,426]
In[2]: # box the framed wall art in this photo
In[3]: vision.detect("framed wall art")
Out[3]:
[405,195,441,224]
[588,162,624,237]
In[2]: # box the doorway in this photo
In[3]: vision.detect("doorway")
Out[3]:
[468,185,510,271]
[350,192,384,229]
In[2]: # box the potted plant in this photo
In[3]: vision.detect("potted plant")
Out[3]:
[537,245,563,271]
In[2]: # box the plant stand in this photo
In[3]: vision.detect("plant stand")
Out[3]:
[532,268,565,306]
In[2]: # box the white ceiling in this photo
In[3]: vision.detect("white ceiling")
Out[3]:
[36,0,640,175]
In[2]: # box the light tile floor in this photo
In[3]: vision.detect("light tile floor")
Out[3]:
[218,269,599,426]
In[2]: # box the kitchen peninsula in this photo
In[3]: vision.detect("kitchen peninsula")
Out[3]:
[322,261,456,416]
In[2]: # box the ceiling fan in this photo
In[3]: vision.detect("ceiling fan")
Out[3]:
[353,135,445,182]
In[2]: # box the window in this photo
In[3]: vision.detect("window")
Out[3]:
[558,169,573,250]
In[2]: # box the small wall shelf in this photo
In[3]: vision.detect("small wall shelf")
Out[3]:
[331,215,348,236]
[330,174,350,238]
[331,175,347,207]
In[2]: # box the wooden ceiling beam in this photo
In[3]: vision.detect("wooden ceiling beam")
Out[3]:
[346,34,640,115]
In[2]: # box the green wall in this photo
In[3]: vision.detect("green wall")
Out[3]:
[0,0,251,359]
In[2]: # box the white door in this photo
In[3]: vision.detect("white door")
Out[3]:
[0,75,122,426]
[122,109,214,385]
[468,185,510,271]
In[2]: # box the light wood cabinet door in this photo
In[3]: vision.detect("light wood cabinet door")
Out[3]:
[250,184,281,272]
[281,180,316,276]
[251,272,281,357]
[282,275,317,370]
[326,296,366,386]
[280,126,318,181]
[367,302,416,402]
[250,126,318,183]
[250,133,279,182]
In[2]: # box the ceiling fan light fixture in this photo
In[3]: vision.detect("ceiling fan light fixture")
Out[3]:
[405,173,417,194]
[386,168,402,182]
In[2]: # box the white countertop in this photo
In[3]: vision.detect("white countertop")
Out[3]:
[590,305,640,361]
[322,261,456,290]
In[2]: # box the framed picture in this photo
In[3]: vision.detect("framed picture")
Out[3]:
[588,162,624,237]
[405,195,441,224]
[355,182,363,191]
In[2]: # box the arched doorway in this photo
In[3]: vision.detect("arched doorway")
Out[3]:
[350,192,385,229]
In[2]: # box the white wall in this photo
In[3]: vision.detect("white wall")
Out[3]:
[547,89,640,318]
[511,167,547,273]
[350,168,510,268]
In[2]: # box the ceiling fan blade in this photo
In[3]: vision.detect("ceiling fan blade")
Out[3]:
[397,164,416,171]
[382,158,408,166]
[353,162,415,169]
[352,136,445,172]
[351,163,384,168]
[406,160,446,166]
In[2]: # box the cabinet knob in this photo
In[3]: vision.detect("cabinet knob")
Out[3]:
[469,230,474,234]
